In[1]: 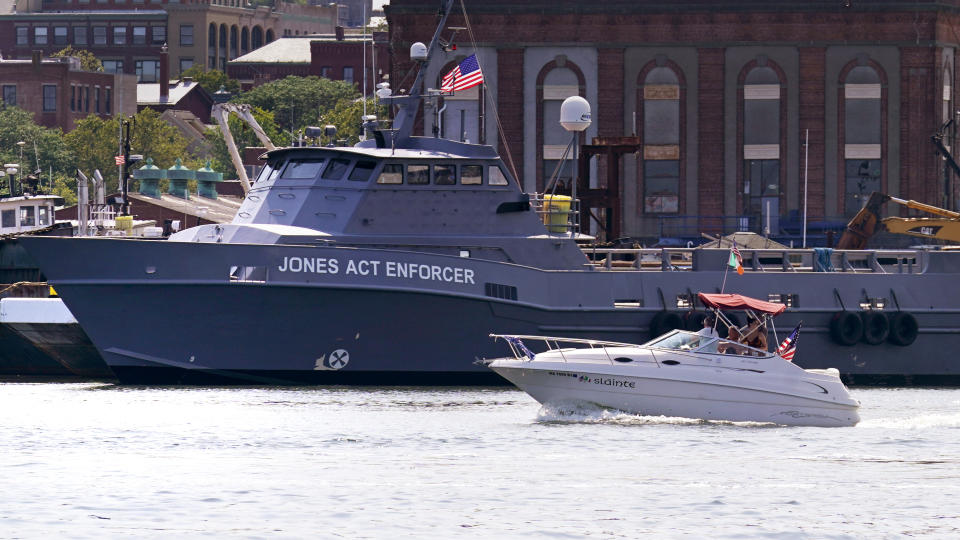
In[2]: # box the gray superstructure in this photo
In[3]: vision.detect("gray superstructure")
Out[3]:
[19,1,960,385]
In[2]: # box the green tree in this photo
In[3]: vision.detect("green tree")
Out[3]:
[204,106,289,179]
[179,66,241,95]
[51,46,103,72]
[319,98,376,146]
[65,109,194,194]
[0,107,76,201]
[236,76,359,136]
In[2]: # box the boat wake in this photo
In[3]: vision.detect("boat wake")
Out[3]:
[857,413,960,430]
[534,401,781,428]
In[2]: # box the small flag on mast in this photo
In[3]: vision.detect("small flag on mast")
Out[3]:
[441,54,484,93]
[728,241,744,275]
[115,155,125,166]
[777,322,802,362]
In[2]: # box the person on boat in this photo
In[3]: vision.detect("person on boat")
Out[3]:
[720,327,742,354]
[743,316,768,351]
[697,315,719,338]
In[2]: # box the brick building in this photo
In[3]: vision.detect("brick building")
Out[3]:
[226,29,389,91]
[386,0,960,240]
[0,0,339,81]
[0,53,137,131]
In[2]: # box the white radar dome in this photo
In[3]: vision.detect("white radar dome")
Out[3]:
[410,42,428,62]
[559,96,592,132]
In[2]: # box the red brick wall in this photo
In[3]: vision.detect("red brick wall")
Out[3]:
[597,48,624,138]
[497,48,524,184]
[798,47,825,219]
[900,47,938,210]
[697,48,724,223]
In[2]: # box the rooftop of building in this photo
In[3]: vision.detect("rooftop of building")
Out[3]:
[137,79,205,106]
[229,33,382,64]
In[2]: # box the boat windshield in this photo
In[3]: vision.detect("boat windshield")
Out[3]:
[645,330,717,352]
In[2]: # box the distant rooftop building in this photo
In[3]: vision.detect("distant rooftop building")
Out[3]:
[0,0,339,81]
[0,53,137,131]
[227,30,389,90]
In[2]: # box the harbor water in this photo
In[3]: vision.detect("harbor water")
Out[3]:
[1,383,958,538]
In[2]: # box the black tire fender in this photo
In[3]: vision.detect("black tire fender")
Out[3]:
[861,311,890,345]
[830,311,863,346]
[887,312,919,346]
[650,311,684,337]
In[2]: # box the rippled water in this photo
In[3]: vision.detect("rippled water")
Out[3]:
[1,383,958,538]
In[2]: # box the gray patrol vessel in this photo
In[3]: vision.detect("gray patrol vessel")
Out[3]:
[20,0,960,385]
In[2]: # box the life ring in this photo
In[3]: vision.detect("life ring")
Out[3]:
[650,311,684,337]
[887,312,919,346]
[830,311,863,346]
[860,311,889,345]
[684,311,708,331]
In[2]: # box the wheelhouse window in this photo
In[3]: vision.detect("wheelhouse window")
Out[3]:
[280,159,325,180]
[489,166,508,186]
[377,164,403,184]
[20,206,36,227]
[434,164,455,185]
[462,165,482,185]
[1,210,15,228]
[408,165,430,185]
[254,162,279,184]
[322,158,351,180]
[38,207,50,226]
[348,161,377,182]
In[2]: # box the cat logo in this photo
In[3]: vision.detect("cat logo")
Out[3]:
[314,349,350,371]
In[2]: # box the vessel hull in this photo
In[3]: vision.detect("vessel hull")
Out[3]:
[19,236,960,385]
[489,362,860,427]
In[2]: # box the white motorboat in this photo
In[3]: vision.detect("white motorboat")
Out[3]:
[487,293,860,427]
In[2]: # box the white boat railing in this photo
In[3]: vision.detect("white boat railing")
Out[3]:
[580,246,924,274]
[489,333,659,367]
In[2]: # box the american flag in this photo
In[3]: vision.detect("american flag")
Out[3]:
[777,322,802,362]
[441,54,484,93]
[732,241,743,266]
[115,155,125,166]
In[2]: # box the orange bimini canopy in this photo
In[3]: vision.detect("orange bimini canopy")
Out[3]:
[697,293,787,316]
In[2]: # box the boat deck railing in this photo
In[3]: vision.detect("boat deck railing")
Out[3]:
[529,194,580,236]
[581,246,924,274]
[490,333,659,367]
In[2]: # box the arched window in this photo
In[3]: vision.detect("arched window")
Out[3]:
[536,58,585,192]
[638,60,683,214]
[230,26,238,60]
[740,61,784,231]
[208,23,217,69]
[265,29,275,44]
[841,61,884,216]
[437,57,484,144]
[219,24,228,70]
[252,26,263,50]
[241,27,249,56]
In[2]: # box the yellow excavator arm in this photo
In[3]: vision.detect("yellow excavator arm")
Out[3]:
[837,192,960,248]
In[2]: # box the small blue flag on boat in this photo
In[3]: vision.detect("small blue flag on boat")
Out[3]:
[504,336,536,360]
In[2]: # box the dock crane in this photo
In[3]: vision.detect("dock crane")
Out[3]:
[211,103,276,195]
